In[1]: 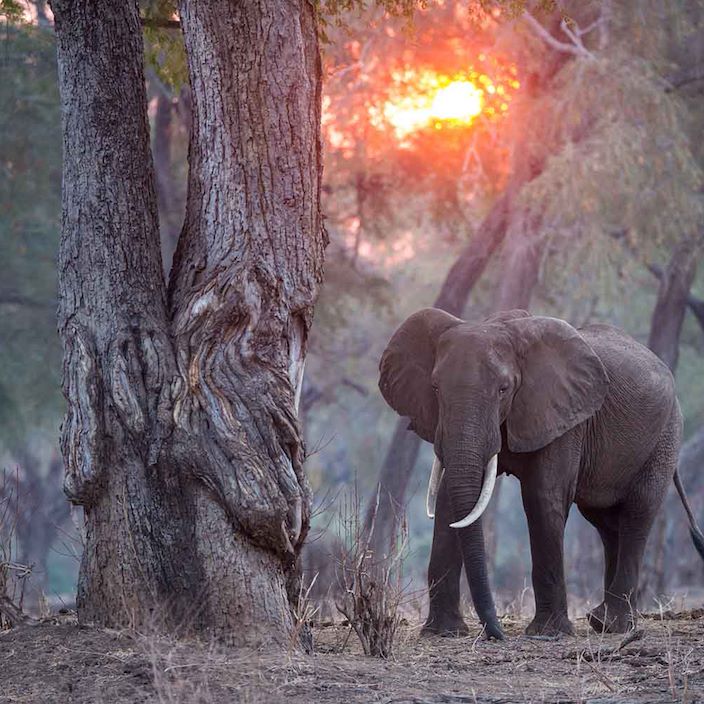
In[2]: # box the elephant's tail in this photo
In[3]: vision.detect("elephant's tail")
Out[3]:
[673,470,704,561]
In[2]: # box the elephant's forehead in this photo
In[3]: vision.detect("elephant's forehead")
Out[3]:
[437,324,513,364]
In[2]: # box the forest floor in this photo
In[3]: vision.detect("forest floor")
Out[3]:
[0,609,703,704]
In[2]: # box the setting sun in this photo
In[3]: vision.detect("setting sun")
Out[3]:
[368,65,518,142]
[430,80,483,122]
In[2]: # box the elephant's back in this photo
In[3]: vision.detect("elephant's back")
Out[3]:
[575,324,677,503]
[579,323,675,407]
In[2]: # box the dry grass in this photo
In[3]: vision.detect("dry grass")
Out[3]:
[0,608,703,703]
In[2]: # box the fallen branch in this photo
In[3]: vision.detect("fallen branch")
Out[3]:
[566,628,645,661]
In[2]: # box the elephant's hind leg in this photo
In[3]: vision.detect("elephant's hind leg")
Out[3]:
[587,423,679,634]
[578,506,619,598]
[422,479,469,637]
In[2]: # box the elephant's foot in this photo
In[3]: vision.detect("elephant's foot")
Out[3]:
[421,611,470,638]
[482,618,505,641]
[525,612,574,637]
[587,600,636,634]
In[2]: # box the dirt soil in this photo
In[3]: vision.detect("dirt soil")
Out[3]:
[1,611,703,704]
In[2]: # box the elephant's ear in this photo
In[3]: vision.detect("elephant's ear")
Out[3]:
[505,316,609,453]
[379,308,462,443]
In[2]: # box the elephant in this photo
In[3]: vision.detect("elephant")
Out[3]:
[378,308,704,639]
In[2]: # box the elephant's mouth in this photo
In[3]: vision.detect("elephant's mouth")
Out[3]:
[425,454,498,527]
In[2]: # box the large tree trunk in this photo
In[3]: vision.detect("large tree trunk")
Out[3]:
[51,0,323,646]
[8,448,68,608]
[168,0,323,640]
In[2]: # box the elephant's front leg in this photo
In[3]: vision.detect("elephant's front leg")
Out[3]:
[422,479,469,636]
[519,453,576,636]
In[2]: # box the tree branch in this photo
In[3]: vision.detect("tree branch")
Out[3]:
[0,292,52,310]
[140,17,180,29]
[665,62,704,92]
[608,228,704,337]
[523,11,594,59]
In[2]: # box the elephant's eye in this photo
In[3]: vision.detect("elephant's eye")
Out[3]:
[498,384,509,395]
[431,383,439,394]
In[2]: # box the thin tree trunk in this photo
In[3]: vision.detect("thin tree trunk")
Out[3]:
[51,0,323,646]
[679,425,704,495]
[648,238,699,372]
[34,0,50,28]
[495,225,544,312]
[483,210,545,576]
[669,426,704,584]
[640,236,699,599]
[7,447,68,608]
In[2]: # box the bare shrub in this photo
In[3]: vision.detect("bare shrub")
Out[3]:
[287,569,319,654]
[335,485,409,658]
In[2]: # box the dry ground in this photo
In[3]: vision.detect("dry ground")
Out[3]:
[0,610,703,704]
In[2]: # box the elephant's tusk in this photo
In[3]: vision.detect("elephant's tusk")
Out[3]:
[426,456,444,519]
[450,454,498,529]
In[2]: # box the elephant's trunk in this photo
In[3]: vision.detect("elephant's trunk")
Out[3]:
[442,426,503,639]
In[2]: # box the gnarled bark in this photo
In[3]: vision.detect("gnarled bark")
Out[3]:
[51,0,323,646]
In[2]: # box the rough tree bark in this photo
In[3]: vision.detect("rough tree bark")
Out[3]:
[51,0,323,646]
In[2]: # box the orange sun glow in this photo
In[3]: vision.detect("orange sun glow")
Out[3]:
[370,65,519,142]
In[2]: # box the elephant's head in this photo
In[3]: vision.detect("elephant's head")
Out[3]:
[378,308,608,634]
[380,307,609,525]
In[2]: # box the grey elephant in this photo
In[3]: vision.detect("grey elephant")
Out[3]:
[379,308,704,639]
